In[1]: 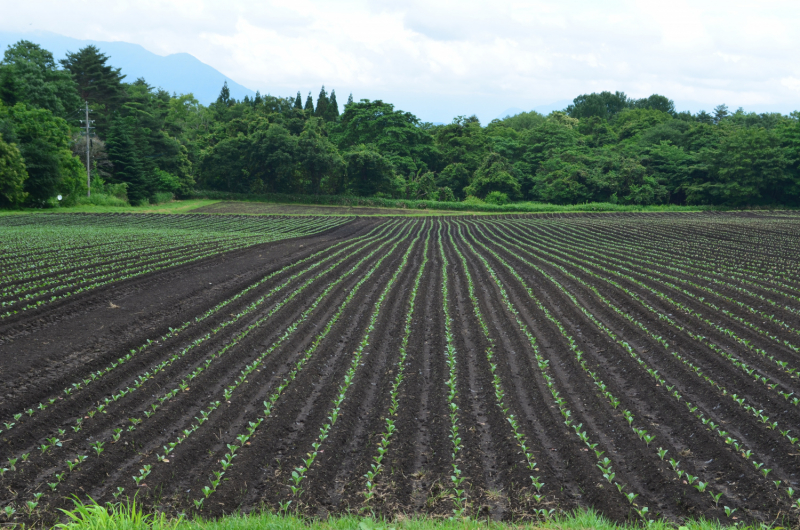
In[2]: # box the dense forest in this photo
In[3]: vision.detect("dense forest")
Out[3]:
[1,39,799,209]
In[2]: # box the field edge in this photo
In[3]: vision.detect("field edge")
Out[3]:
[54,499,749,530]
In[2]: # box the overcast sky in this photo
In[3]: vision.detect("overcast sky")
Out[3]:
[2,0,798,123]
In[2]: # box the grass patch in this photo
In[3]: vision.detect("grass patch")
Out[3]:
[187,190,725,214]
[0,199,220,216]
[48,498,752,530]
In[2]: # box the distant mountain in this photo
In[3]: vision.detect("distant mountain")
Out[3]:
[532,100,572,115]
[494,107,526,120]
[0,30,256,105]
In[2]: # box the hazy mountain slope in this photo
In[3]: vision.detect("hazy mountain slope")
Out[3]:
[0,30,256,104]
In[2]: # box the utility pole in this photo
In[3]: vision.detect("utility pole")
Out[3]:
[85,101,91,197]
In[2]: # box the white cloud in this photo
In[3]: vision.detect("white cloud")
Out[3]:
[782,77,800,93]
[2,0,799,122]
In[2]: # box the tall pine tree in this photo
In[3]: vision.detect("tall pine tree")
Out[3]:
[323,89,340,122]
[304,92,314,112]
[216,82,232,107]
[294,91,302,109]
[60,45,125,137]
[346,93,354,108]
[106,115,147,204]
[315,85,329,119]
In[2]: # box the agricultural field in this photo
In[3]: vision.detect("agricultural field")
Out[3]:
[1,211,799,527]
[0,214,349,318]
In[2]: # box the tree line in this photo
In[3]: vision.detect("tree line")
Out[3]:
[1,39,799,208]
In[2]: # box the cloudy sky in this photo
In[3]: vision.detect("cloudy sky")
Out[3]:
[2,0,798,123]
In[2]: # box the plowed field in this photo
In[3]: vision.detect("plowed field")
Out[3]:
[1,212,799,527]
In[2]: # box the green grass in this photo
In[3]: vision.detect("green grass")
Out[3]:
[0,199,220,216]
[49,498,751,530]
[1,194,794,218]
[188,190,725,214]
[0,198,716,218]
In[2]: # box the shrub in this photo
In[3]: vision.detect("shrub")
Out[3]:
[484,191,509,205]
[152,192,174,205]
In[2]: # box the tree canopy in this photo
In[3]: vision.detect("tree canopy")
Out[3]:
[1,38,799,209]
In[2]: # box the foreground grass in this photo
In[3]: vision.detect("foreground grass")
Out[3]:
[49,499,752,530]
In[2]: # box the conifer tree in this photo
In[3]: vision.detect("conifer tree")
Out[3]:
[106,115,147,204]
[323,89,340,122]
[217,81,232,107]
[304,92,314,112]
[60,45,125,137]
[346,93,354,107]
[294,91,302,109]
[315,85,329,119]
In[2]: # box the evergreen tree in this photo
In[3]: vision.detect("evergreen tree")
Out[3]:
[304,92,314,112]
[323,89,340,122]
[60,45,126,137]
[696,110,714,124]
[294,91,302,109]
[106,115,147,204]
[217,81,232,107]
[346,93,354,108]
[315,85,329,119]
[713,104,729,124]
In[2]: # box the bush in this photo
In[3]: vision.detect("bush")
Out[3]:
[461,195,485,205]
[484,191,509,205]
[152,192,174,205]
[75,193,130,207]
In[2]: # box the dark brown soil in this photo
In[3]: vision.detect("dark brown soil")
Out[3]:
[1,213,799,528]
